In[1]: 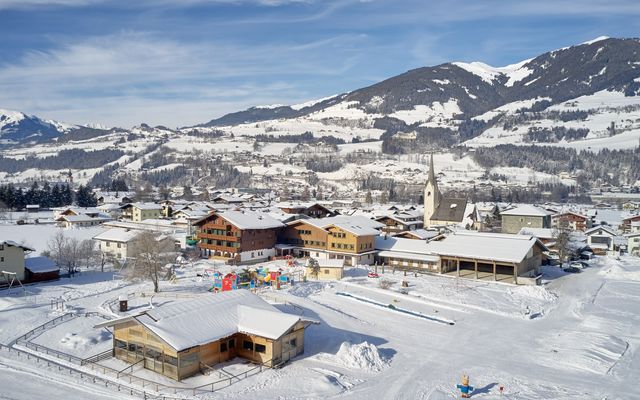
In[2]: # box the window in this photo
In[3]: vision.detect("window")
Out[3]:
[117,243,121,248]
[115,339,127,349]
[221,342,228,352]
[324,269,330,274]
[290,338,297,347]
[164,354,178,366]
[254,343,266,353]
[0,244,3,251]
[106,242,110,247]
[0,257,3,262]
[243,340,253,350]
[229,339,235,349]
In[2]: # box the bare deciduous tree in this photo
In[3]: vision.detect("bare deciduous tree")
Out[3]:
[46,231,94,276]
[554,217,573,265]
[127,232,176,293]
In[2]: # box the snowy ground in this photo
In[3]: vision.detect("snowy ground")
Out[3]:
[1,225,639,399]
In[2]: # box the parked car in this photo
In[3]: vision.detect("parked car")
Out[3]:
[563,266,582,273]
[570,261,588,269]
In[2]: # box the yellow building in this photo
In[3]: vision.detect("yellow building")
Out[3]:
[95,291,316,381]
[120,203,163,222]
[305,259,345,280]
[279,216,381,266]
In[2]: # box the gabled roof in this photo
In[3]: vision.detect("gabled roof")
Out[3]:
[430,198,468,223]
[95,291,313,351]
[93,228,140,243]
[195,210,285,230]
[326,222,380,236]
[394,229,441,240]
[518,227,556,240]
[585,225,618,236]
[56,214,107,223]
[375,235,433,254]
[552,211,589,220]
[120,202,162,211]
[428,231,546,264]
[501,205,552,217]
[0,240,35,252]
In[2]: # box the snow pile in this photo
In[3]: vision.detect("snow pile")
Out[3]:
[509,285,558,303]
[335,342,389,372]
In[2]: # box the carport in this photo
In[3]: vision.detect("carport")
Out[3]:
[441,256,518,284]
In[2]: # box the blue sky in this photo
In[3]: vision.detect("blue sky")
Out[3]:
[1,0,639,128]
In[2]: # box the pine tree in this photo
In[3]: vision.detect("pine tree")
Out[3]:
[365,191,373,204]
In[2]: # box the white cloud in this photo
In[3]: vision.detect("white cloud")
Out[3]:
[0,31,366,127]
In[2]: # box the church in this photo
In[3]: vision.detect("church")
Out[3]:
[423,154,479,230]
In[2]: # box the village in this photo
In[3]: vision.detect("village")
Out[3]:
[1,156,639,399]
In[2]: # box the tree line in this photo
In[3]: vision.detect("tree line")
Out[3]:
[0,182,97,210]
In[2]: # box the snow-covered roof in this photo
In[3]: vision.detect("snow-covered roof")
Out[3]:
[327,222,380,236]
[395,229,441,240]
[375,236,433,254]
[518,227,556,240]
[130,202,163,211]
[217,210,285,230]
[304,216,384,236]
[98,291,310,351]
[428,231,544,264]
[56,214,105,223]
[24,256,58,273]
[0,240,35,252]
[552,210,589,220]
[585,225,619,236]
[92,228,140,243]
[501,205,552,217]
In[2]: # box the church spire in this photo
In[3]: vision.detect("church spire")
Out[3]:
[428,152,436,184]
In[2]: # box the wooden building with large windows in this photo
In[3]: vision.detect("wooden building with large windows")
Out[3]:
[95,291,316,381]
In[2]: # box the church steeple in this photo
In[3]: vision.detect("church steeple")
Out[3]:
[424,153,441,227]
[428,152,436,185]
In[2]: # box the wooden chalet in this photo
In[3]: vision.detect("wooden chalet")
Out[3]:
[95,291,316,381]
[194,210,285,264]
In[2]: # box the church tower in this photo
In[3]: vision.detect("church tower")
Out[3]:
[424,153,441,227]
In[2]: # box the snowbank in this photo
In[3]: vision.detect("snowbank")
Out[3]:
[335,342,389,372]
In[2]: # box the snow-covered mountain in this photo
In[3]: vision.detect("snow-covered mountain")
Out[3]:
[0,109,73,144]
[191,37,640,150]
[1,37,640,193]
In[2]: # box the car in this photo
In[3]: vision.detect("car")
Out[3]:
[570,261,587,269]
[563,266,581,273]
[367,272,380,278]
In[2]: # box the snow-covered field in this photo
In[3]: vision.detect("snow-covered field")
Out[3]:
[1,225,640,399]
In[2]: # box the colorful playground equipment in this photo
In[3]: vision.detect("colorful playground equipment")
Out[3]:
[256,267,293,290]
[207,262,297,293]
[456,374,474,398]
[210,272,238,292]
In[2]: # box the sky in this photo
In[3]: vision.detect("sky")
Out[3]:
[0,0,639,128]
